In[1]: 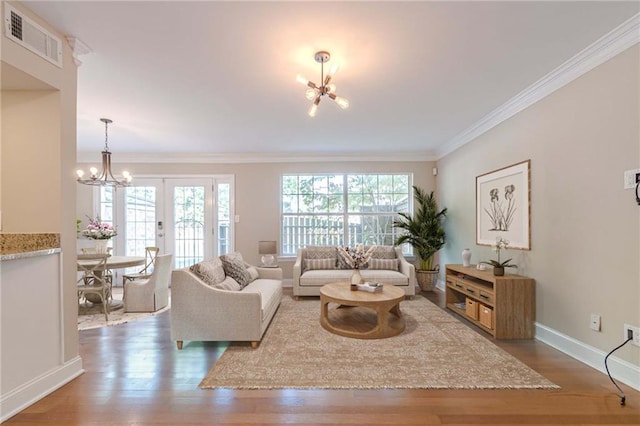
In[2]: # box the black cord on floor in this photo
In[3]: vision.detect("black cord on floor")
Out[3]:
[604,337,633,406]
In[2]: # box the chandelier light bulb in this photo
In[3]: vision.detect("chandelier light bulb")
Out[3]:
[296,74,309,85]
[335,96,349,109]
[89,167,98,177]
[327,83,336,93]
[76,169,85,178]
[305,88,317,100]
[308,103,318,117]
[329,63,340,77]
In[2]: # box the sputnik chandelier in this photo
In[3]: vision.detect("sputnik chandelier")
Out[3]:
[76,118,132,187]
[296,51,349,117]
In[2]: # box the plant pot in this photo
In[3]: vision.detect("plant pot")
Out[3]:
[493,266,504,276]
[94,239,110,254]
[416,270,439,292]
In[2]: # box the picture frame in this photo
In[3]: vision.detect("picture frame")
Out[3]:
[476,160,530,250]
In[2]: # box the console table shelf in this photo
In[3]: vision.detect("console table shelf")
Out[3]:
[445,264,535,339]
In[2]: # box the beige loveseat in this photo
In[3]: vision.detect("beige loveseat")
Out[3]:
[293,245,416,298]
[170,253,282,349]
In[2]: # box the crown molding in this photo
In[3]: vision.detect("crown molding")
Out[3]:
[436,12,640,159]
[76,151,438,164]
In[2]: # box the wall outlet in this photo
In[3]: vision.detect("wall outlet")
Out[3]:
[590,314,601,331]
[624,324,640,346]
[623,169,640,189]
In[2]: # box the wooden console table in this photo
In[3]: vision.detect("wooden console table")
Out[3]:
[445,264,535,339]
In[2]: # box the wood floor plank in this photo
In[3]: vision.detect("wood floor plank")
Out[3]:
[4,289,639,425]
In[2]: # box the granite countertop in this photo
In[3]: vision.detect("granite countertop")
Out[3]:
[0,233,61,256]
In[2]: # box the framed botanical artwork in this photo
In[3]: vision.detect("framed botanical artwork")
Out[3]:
[476,160,531,249]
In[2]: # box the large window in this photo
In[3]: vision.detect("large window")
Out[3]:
[281,174,411,255]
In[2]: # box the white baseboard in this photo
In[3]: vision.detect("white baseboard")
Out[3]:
[535,323,640,391]
[0,356,84,423]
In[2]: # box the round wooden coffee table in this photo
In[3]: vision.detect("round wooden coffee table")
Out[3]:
[320,282,405,339]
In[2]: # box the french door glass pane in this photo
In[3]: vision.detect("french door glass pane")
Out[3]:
[174,186,205,269]
[99,187,114,226]
[124,186,157,256]
[217,183,231,255]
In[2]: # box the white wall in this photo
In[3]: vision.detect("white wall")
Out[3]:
[437,46,639,370]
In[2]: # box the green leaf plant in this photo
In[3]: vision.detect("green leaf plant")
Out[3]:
[393,186,447,271]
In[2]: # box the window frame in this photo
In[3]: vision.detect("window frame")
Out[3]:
[280,173,413,257]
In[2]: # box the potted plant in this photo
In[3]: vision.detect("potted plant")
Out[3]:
[393,186,447,291]
[480,237,516,276]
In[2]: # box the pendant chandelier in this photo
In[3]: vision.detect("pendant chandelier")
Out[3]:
[76,118,132,187]
[296,51,349,117]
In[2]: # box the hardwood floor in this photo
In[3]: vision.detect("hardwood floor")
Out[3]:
[6,289,639,425]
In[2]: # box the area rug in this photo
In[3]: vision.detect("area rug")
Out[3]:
[200,295,559,389]
[78,288,170,330]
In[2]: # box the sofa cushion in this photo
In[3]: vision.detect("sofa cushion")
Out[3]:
[368,258,398,271]
[189,257,226,287]
[298,269,409,287]
[213,276,241,291]
[221,253,251,289]
[242,278,283,321]
[304,258,336,270]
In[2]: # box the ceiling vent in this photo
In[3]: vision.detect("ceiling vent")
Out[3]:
[4,4,62,68]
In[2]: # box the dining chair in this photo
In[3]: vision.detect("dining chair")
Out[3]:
[80,247,113,288]
[77,253,111,321]
[124,254,173,313]
[122,247,159,286]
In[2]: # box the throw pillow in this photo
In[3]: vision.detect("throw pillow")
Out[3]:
[369,245,397,259]
[304,258,336,271]
[368,258,399,271]
[213,276,241,291]
[189,257,226,286]
[246,265,259,282]
[221,253,251,289]
[304,246,337,260]
[336,247,370,269]
[336,247,352,269]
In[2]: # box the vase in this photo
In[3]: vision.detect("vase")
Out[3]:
[493,266,504,276]
[351,269,364,285]
[462,248,471,267]
[94,239,109,254]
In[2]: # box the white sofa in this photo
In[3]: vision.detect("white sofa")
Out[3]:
[170,254,282,349]
[293,245,416,298]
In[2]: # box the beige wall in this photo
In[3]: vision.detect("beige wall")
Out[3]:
[437,46,639,365]
[1,1,79,362]
[76,161,435,278]
[2,91,61,230]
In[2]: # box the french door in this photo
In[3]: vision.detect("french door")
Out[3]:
[100,176,234,269]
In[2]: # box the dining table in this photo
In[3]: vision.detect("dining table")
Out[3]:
[77,255,145,307]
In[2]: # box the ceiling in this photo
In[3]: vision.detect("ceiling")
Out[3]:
[22,1,640,162]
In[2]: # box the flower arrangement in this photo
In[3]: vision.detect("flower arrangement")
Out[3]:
[481,237,516,268]
[337,244,376,270]
[81,216,117,240]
